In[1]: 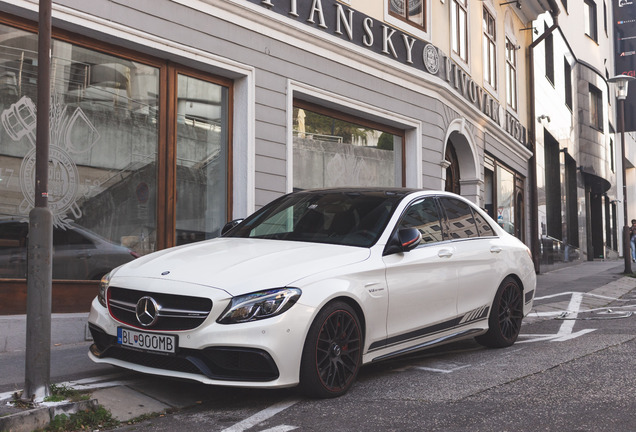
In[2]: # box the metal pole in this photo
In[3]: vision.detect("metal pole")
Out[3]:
[24,0,53,402]
[619,97,632,274]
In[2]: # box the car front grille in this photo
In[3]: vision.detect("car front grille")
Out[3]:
[89,324,279,382]
[108,286,213,331]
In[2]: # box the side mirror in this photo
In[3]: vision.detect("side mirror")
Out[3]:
[221,219,244,236]
[398,228,422,252]
[383,228,422,256]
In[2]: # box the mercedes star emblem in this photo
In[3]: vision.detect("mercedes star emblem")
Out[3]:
[135,296,160,327]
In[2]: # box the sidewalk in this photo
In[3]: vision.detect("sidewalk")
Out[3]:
[1,259,635,431]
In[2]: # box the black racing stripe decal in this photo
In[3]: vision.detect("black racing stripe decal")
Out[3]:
[369,306,490,351]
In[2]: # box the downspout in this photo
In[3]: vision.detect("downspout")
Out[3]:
[528,0,560,273]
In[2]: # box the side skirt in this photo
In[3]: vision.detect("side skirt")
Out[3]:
[369,328,484,363]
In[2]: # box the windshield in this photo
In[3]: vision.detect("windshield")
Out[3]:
[226,191,403,247]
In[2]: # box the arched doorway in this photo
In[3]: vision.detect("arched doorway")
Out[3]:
[442,122,480,204]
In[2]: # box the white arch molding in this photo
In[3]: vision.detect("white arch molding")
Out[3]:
[441,118,482,206]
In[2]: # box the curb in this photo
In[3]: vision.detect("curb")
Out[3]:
[0,399,98,432]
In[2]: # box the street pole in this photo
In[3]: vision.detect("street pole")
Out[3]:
[619,97,632,274]
[23,0,53,402]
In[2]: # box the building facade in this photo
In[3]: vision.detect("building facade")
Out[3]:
[0,0,550,310]
[532,0,626,270]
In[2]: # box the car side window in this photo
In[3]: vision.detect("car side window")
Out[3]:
[473,211,495,237]
[398,198,444,244]
[438,197,479,239]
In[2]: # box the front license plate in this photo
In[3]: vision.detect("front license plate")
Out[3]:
[117,327,177,354]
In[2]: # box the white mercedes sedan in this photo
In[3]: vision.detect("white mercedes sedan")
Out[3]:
[88,188,536,398]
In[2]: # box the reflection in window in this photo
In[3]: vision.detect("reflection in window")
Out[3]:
[399,198,444,244]
[497,166,515,235]
[389,0,426,29]
[439,197,479,239]
[293,105,402,189]
[0,23,159,279]
[175,75,229,245]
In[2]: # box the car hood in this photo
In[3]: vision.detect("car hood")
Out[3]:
[112,238,371,296]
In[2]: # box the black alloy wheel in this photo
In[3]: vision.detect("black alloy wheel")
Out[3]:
[300,301,362,398]
[476,277,523,348]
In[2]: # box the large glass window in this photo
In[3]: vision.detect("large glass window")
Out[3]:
[482,8,497,90]
[0,19,232,280]
[496,165,515,235]
[175,74,229,245]
[293,102,403,189]
[451,0,468,63]
[0,23,159,279]
[389,0,426,30]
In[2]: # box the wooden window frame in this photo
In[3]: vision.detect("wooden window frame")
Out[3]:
[388,0,427,32]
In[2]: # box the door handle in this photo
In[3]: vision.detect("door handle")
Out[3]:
[490,246,503,253]
[438,249,453,258]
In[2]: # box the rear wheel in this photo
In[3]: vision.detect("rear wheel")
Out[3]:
[476,277,523,348]
[300,301,362,398]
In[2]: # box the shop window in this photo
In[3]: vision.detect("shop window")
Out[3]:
[482,7,497,90]
[175,74,230,245]
[484,156,523,239]
[505,38,517,111]
[496,165,515,235]
[293,101,403,189]
[451,0,468,63]
[389,0,426,30]
[0,18,232,280]
[0,23,159,280]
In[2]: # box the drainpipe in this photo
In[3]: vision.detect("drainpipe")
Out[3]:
[528,0,560,273]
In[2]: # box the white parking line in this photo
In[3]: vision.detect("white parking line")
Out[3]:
[220,399,299,432]
[260,426,298,432]
[520,292,598,343]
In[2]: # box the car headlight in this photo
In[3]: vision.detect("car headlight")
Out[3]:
[98,271,111,308]
[217,288,302,324]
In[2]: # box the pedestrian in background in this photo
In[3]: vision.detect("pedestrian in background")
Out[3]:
[630,219,636,263]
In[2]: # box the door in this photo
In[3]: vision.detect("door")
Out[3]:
[383,197,458,348]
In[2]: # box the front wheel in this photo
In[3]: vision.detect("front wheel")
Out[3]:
[300,301,362,398]
[476,277,523,348]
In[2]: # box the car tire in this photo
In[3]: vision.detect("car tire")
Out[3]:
[475,276,523,348]
[299,301,362,398]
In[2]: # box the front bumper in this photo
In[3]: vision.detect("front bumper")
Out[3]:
[88,294,315,388]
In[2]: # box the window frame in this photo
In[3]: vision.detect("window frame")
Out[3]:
[388,0,427,32]
[505,37,518,111]
[589,83,603,130]
[584,0,598,42]
[482,6,497,91]
[451,0,469,65]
